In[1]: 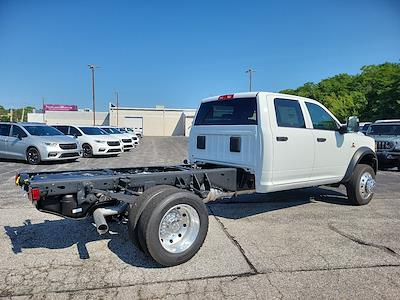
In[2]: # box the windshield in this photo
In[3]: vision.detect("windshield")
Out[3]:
[101,127,122,134]
[23,125,63,136]
[194,98,257,125]
[79,127,108,135]
[118,128,128,133]
[367,124,400,136]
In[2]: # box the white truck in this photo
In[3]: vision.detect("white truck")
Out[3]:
[16,92,377,267]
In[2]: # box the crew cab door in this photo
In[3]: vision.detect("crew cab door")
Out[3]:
[270,98,314,186]
[304,102,351,181]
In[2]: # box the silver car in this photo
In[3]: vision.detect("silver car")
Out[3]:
[0,122,82,164]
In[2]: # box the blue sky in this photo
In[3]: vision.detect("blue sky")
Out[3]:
[0,0,399,110]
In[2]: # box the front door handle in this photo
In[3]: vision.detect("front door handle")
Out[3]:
[276,136,288,142]
[317,138,327,142]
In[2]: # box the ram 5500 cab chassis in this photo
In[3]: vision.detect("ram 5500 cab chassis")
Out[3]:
[16,92,378,266]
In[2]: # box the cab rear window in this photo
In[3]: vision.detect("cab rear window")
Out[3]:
[194,98,257,125]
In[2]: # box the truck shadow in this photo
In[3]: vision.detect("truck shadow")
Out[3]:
[4,219,161,269]
[4,187,349,268]
[208,187,351,219]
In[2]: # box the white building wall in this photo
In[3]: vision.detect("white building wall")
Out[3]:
[28,111,109,126]
[28,107,197,136]
[109,107,196,136]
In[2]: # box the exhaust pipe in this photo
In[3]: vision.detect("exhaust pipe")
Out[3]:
[204,188,256,202]
[93,202,128,234]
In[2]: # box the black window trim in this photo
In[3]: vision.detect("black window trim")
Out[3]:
[11,125,28,138]
[68,126,83,136]
[194,97,258,126]
[0,123,12,137]
[274,98,306,129]
[305,101,340,131]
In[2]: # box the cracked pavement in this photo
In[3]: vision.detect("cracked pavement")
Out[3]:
[0,137,399,299]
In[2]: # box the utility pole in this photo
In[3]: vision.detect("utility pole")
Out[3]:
[115,91,119,127]
[21,107,25,122]
[245,68,256,92]
[88,64,99,125]
[42,97,45,122]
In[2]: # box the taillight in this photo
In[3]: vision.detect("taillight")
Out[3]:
[29,188,41,202]
[218,94,234,100]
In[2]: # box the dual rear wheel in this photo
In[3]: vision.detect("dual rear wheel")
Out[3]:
[128,186,209,266]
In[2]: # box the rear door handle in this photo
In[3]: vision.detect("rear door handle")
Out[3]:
[317,138,327,142]
[276,136,288,142]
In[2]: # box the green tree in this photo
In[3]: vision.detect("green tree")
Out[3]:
[280,62,400,122]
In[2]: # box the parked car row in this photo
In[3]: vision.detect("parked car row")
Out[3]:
[364,120,400,170]
[0,122,141,164]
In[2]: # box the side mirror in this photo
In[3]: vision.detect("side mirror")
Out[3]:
[346,116,360,133]
[14,133,22,140]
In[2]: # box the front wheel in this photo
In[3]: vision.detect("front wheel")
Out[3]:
[82,144,93,158]
[346,164,376,205]
[136,188,209,266]
[26,147,41,165]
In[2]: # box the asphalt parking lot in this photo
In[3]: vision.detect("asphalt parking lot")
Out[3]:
[1,137,400,299]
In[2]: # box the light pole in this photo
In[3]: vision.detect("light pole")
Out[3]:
[115,91,119,127]
[245,68,255,92]
[88,64,99,125]
[42,97,45,122]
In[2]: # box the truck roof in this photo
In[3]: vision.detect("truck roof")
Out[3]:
[201,92,321,105]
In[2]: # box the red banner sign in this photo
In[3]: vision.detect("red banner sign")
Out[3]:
[43,104,78,111]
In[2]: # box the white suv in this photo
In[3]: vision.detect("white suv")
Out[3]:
[53,125,123,157]
[117,128,140,144]
[99,126,135,151]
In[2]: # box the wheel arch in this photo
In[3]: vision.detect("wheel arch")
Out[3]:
[341,147,378,183]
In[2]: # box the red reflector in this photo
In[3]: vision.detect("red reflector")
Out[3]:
[218,94,234,100]
[29,188,40,202]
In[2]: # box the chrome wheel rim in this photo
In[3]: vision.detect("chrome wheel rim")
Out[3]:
[158,204,200,254]
[359,172,375,200]
[27,149,39,164]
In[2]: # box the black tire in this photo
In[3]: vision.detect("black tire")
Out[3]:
[26,147,41,165]
[82,144,93,158]
[136,188,209,266]
[345,164,376,205]
[128,185,178,251]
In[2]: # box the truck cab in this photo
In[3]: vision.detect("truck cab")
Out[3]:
[189,92,377,195]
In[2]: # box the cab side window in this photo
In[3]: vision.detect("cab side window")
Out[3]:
[69,126,82,136]
[305,102,338,131]
[274,98,305,128]
[11,125,28,138]
[0,124,11,136]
